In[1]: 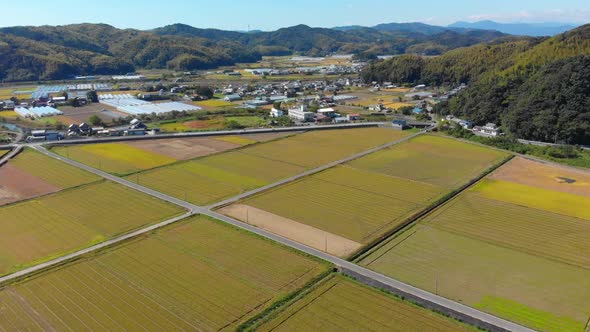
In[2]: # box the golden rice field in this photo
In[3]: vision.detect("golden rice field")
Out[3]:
[361,159,590,332]
[0,216,329,331]
[130,128,408,205]
[52,143,177,175]
[242,166,444,244]
[10,149,100,189]
[361,223,590,332]
[128,151,305,206]
[240,127,410,168]
[195,99,236,108]
[230,134,506,253]
[256,275,472,332]
[0,181,184,276]
[0,111,19,118]
[348,135,509,188]
[472,178,590,220]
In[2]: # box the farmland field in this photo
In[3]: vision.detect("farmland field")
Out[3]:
[361,157,590,332]
[158,117,226,132]
[52,143,177,175]
[490,156,590,197]
[52,132,271,174]
[256,275,472,332]
[9,149,100,189]
[348,135,509,188]
[236,166,443,248]
[223,134,508,256]
[0,149,101,206]
[195,99,236,108]
[241,127,411,168]
[125,133,291,160]
[225,116,267,127]
[0,216,329,331]
[130,128,409,206]
[128,151,305,205]
[0,181,184,276]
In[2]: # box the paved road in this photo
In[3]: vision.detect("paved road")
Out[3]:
[19,135,536,332]
[0,145,22,167]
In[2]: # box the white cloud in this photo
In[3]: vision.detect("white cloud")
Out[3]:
[467,9,590,23]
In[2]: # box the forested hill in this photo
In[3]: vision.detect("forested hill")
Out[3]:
[0,23,505,81]
[362,24,590,145]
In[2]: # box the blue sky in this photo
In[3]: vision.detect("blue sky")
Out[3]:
[2,0,589,30]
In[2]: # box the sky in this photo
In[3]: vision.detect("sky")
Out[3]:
[1,0,589,31]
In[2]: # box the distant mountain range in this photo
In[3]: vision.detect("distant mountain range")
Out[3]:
[334,20,581,37]
[0,22,507,81]
[448,20,581,37]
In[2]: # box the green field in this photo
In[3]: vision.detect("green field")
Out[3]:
[129,128,408,206]
[0,216,329,330]
[195,99,237,108]
[361,166,590,331]
[255,275,472,332]
[10,149,100,189]
[52,143,177,175]
[0,181,184,276]
[225,116,267,127]
[348,135,509,188]
[243,166,443,244]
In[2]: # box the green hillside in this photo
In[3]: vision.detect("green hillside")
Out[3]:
[362,24,590,145]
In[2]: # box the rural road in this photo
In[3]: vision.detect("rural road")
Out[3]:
[0,145,22,167]
[14,132,535,332]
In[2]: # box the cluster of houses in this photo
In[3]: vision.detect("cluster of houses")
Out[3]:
[271,104,360,124]
[65,119,154,139]
[439,84,468,102]
[0,100,16,110]
[219,78,360,99]
[445,115,501,137]
[239,63,364,77]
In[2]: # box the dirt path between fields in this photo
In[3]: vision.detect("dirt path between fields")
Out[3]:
[219,204,362,257]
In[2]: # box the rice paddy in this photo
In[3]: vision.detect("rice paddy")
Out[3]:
[9,149,100,189]
[52,143,177,175]
[361,156,590,332]
[129,128,409,206]
[0,216,329,331]
[242,166,443,244]
[0,181,184,276]
[224,134,507,256]
[349,135,509,188]
[255,275,472,332]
